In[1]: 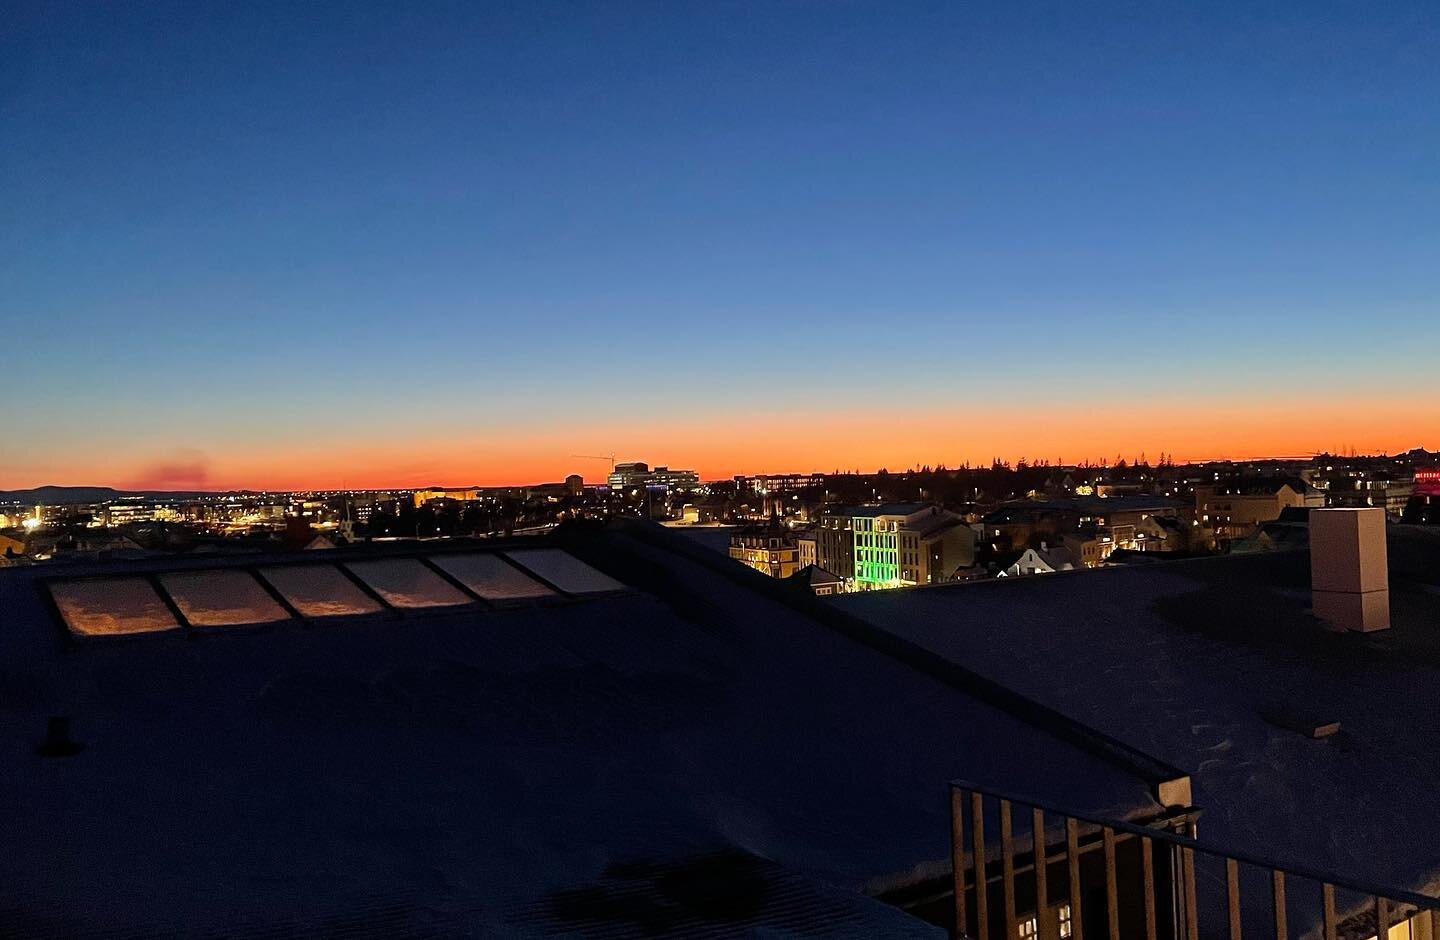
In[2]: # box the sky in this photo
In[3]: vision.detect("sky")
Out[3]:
[2,0,1438,490]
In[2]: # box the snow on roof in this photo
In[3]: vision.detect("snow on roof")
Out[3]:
[836,527,1440,898]
[0,529,1160,936]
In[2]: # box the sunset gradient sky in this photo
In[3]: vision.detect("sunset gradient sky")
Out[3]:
[3,1,1438,490]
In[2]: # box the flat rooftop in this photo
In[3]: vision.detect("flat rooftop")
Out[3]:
[0,526,1164,937]
[837,525,1440,898]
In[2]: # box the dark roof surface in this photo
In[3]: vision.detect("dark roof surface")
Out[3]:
[836,526,1440,897]
[0,526,1162,937]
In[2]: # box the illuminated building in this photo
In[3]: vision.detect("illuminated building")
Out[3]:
[1193,479,1315,544]
[1323,476,1415,519]
[607,462,700,490]
[103,499,161,527]
[734,473,825,495]
[817,504,975,591]
[795,527,818,569]
[412,488,479,508]
[728,524,800,578]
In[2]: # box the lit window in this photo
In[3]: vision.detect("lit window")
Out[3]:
[259,565,383,617]
[159,570,292,626]
[345,559,471,608]
[51,578,181,636]
[1018,916,1038,939]
[1059,903,1073,939]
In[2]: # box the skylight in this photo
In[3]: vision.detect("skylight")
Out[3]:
[429,553,555,600]
[50,578,181,636]
[158,570,292,627]
[503,549,625,594]
[258,565,383,618]
[344,558,471,608]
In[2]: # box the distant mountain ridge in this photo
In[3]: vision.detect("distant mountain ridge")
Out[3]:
[0,485,227,504]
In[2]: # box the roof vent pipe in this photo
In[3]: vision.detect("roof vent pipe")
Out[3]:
[1310,508,1389,632]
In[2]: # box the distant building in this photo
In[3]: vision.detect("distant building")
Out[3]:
[729,524,800,579]
[1001,544,1075,577]
[608,462,701,490]
[791,564,845,596]
[1058,529,1113,568]
[0,530,26,560]
[817,504,975,591]
[1193,479,1315,544]
[103,498,172,527]
[1324,475,1414,520]
[412,488,479,508]
[734,473,825,495]
[794,526,818,569]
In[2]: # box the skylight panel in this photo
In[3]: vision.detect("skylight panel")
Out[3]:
[428,553,555,601]
[158,570,292,627]
[258,565,383,617]
[50,578,181,636]
[343,558,471,608]
[502,549,625,594]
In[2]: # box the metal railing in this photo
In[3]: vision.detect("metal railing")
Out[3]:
[950,780,1440,940]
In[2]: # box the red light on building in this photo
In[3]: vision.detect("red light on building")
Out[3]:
[1415,470,1440,496]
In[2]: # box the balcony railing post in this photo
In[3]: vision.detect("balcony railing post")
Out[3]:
[1033,808,1049,939]
[1322,883,1337,940]
[1000,799,1018,940]
[1376,896,1389,940]
[1272,870,1287,940]
[1182,846,1199,940]
[951,787,968,939]
[1226,857,1242,940]
[1065,817,1084,940]
[1142,835,1158,940]
[971,792,990,940]
[1103,827,1120,940]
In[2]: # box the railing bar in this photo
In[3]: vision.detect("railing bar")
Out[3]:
[1226,857,1242,940]
[1142,836,1158,940]
[1377,896,1389,940]
[1000,799,1017,940]
[1183,846,1199,940]
[971,791,989,940]
[950,787,967,939]
[949,778,1440,912]
[1033,807,1049,939]
[1322,883,1338,940]
[1103,827,1120,940]
[1066,816,1085,940]
[1273,870,1287,940]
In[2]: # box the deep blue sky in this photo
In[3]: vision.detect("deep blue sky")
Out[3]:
[2,1,1437,487]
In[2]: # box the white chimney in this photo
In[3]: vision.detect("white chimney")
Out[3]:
[1310,508,1389,632]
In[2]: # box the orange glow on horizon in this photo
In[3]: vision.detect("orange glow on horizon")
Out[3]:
[6,395,1421,492]
[5,391,1434,492]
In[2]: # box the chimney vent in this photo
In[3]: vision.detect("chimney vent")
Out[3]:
[1310,508,1389,632]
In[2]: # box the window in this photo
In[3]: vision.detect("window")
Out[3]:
[159,570,292,627]
[429,553,555,601]
[345,559,471,608]
[1018,916,1038,940]
[1058,903,1073,939]
[504,549,624,594]
[259,564,383,617]
[51,578,181,636]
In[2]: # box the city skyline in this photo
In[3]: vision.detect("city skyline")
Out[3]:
[2,410,1435,494]
[6,1,1438,490]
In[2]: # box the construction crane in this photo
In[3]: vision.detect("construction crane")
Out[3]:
[570,453,617,472]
